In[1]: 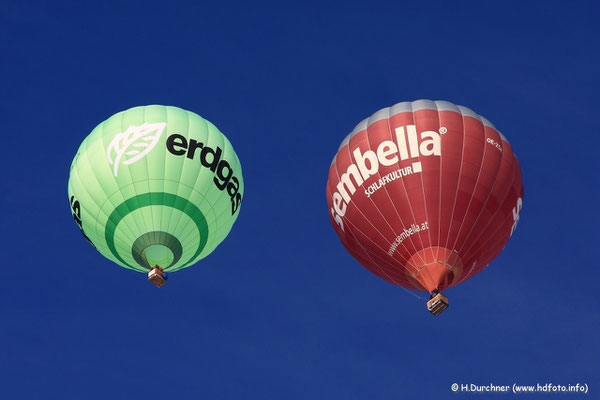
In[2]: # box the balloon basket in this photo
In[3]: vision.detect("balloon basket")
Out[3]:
[427,292,448,316]
[148,267,167,288]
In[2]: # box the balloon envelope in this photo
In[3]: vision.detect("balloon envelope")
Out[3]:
[68,105,243,273]
[326,100,523,292]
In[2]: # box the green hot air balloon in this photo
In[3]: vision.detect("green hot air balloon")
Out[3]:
[68,105,243,286]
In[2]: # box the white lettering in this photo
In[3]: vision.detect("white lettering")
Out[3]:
[395,126,409,160]
[336,164,363,203]
[332,125,442,231]
[353,147,378,181]
[420,130,441,156]
[407,125,419,158]
[377,141,399,166]
[333,192,346,217]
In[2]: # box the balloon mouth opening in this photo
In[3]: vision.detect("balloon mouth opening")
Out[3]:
[143,244,174,269]
[415,262,455,292]
[131,230,183,271]
[405,247,464,291]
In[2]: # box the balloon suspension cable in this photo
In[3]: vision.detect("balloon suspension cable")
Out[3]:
[400,286,428,301]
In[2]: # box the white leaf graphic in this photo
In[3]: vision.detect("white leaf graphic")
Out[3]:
[106,122,167,177]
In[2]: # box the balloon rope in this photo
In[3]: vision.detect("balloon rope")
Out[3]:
[400,286,427,301]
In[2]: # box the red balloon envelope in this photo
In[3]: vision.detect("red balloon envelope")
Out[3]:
[327,100,523,295]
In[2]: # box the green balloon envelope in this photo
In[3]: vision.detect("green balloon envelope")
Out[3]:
[68,105,244,273]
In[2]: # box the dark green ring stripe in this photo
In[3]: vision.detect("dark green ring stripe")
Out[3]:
[105,192,209,270]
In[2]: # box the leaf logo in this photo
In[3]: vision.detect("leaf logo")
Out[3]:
[106,122,167,177]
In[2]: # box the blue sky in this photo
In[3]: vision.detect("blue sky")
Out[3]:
[1,1,598,398]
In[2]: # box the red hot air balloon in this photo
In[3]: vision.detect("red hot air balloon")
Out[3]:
[326,100,523,315]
